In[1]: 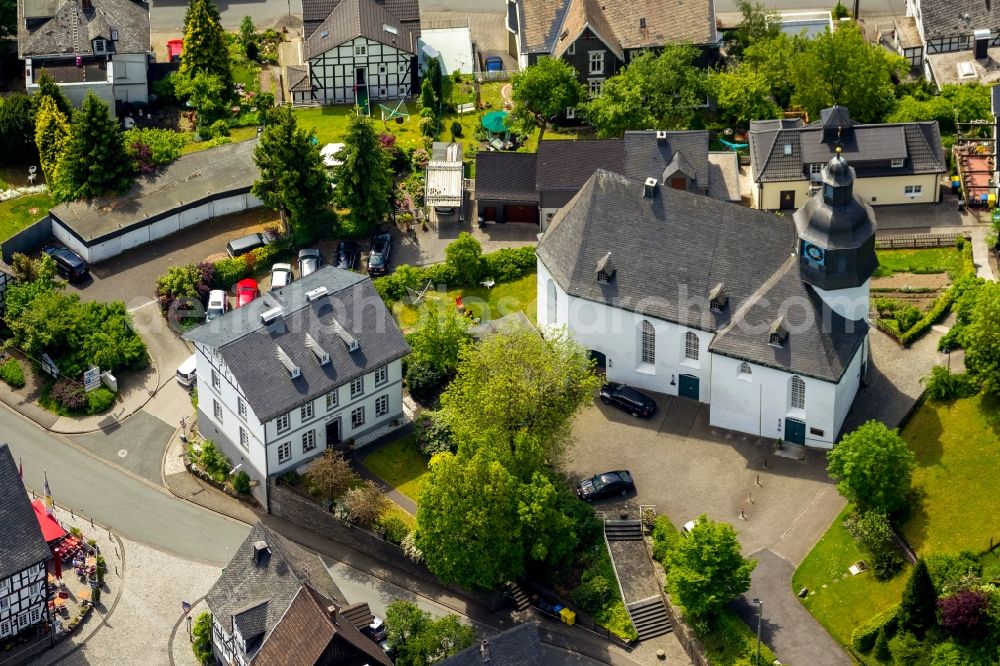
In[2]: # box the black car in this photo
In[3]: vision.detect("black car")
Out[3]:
[44,246,89,282]
[367,232,392,276]
[335,240,359,270]
[600,382,656,417]
[577,470,635,501]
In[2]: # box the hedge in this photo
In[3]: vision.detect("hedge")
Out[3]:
[851,603,899,652]
[211,244,282,289]
[0,358,26,388]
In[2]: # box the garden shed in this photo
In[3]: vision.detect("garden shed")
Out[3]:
[425,141,464,214]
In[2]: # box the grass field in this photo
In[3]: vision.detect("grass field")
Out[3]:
[900,393,1000,555]
[874,247,965,278]
[361,434,429,503]
[391,273,537,334]
[296,103,428,149]
[0,192,56,241]
[382,502,417,531]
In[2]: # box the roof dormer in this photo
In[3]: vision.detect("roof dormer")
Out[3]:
[596,252,615,284]
[709,283,727,313]
[768,317,788,348]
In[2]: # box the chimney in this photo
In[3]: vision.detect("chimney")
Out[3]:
[655,130,668,143]
[327,605,338,623]
[643,177,658,198]
[480,639,491,662]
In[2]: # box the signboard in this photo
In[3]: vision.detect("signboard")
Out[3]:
[40,353,59,378]
[83,366,101,393]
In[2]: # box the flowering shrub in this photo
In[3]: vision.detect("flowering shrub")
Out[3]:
[51,378,86,412]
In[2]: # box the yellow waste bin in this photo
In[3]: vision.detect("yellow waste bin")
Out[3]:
[560,607,576,625]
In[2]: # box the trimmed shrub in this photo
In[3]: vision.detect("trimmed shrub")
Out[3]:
[210,244,280,289]
[570,573,612,613]
[51,378,86,412]
[86,387,116,414]
[379,515,410,545]
[852,603,899,652]
[0,358,26,388]
[650,515,681,564]
[232,470,251,494]
[872,549,905,581]
[481,246,537,282]
[922,366,979,401]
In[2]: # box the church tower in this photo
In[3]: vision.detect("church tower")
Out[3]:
[792,149,878,322]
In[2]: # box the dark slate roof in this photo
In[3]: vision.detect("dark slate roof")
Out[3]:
[749,109,945,182]
[918,0,1000,39]
[17,0,150,58]
[304,0,416,59]
[287,65,313,93]
[535,140,624,191]
[536,170,796,332]
[254,585,393,666]
[303,0,418,39]
[0,445,52,580]
[339,601,374,631]
[440,623,545,666]
[233,600,270,641]
[184,266,410,424]
[474,152,538,202]
[709,256,868,382]
[623,130,710,191]
[205,523,346,660]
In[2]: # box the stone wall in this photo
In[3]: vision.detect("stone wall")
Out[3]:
[268,478,505,611]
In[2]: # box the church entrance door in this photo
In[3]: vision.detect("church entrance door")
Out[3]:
[678,374,699,400]
[784,418,805,445]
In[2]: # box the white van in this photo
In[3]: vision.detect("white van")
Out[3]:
[176,354,197,388]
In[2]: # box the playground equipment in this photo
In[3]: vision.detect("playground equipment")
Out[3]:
[405,280,434,306]
[380,99,410,126]
[719,137,749,151]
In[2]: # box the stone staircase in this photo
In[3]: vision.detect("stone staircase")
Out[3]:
[603,519,673,641]
[604,519,642,541]
[505,581,531,611]
[626,596,673,641]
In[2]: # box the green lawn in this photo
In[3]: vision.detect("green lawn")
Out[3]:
[361,434,430,503]
[232,63,258,87]
[874,247,964,278]
[792,506,911,646]
[391,273,537,334]
[899,393,1000,555]
[0,192,56,241]
[295,103,428,149]
[383,502,417,531]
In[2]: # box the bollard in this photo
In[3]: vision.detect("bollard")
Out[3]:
[747,491,755,504]
[739,508,747,521]
[90,516,94,528]
[71,508,75,519]
[755,474,762,487]
[763,455,768,469]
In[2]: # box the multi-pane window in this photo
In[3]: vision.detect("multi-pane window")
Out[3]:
[213,399,223,422]
[684,332,699,361]
[350,377,364,398]
[355,45,366,55]
[738,362,752,377]
[302,430,316,453]
[808,163,823,179]
[640,321,655,364]
[352,406,365,428]
[375,365,388,386]
[19,613,28,628]
[29,606,41,624]
[904,184,923,196]
[375,394,389,417]
[301,402,314,420]
[237,398,246,419]
[278,442,291,463]
[239,427,249,450]
[890,158,904,168]
[588,78,604,97]
[211,369,220,389]
[791,376,806,410]
[276,413,290,433]
[326,390,338,411]
[589,51,604,74]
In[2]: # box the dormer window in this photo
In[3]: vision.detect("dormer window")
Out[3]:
[596,252,616,284]
[111,30,118,41]
[890,158,903,168]
[93,39,106,53]
[783,144,792,156]
[709,283,727,313]
[769,317,788,348]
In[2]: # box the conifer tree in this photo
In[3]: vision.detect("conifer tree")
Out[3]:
[52,92,132,201]
[898,559,938,639]
[34,96,70,184]
[180,0,233,95]
[332,112,392,235]
[874,627,891,661]
[33,70,73,118]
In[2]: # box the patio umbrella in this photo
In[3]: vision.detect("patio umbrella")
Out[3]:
[482,110,509,134]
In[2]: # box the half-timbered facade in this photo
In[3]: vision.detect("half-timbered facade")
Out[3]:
[293,0,417,107]
[0,445,51,643]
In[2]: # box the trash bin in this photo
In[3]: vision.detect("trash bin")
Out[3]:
[560,608,576,625]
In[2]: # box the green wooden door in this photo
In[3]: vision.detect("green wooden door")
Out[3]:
[678,374,699,400]
[785,418,806,445]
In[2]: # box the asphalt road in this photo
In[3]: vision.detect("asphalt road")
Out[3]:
[150,0,303,32]
[2,407,250,566]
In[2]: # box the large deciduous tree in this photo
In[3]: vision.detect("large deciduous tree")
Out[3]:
[826,420,915,514]
[963,281,1000,394]
[34,96,70,184]
[52,92,133,201]
[180,0,233,95]
[584,46,707,137]
[252,105,333,242]
[731,0,781,57]
[306,450,357,502]
[708,63,781,127]
[384,601,475,666]
[511,56,583,144]
[332,112,393,235]
[663,515,757,619]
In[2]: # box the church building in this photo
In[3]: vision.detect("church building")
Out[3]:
[535,151,877,448]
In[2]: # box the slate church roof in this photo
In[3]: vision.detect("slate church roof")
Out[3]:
[18,0,150,58]
[304,0,416,60]
[0,444,52,580]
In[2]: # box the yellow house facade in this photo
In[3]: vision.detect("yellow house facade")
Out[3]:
[754,172,943,210]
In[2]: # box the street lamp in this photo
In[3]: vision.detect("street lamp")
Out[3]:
[753,597,763,666]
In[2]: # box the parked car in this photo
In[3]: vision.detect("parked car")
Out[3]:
[270,263,293,289]
[176,353,197,388]
[225,229,277,258]
[367,232,392,276]
[576,470,635,501]
[206,290,227,321]
[235,278,260,307]
[298,248,322,276]
[485,56,504,72]
[599,382,657,418]
[335,240,359,270]
[43,246,89,282]
[362,616,387,643]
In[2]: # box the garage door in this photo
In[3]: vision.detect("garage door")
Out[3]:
[504,205,539,224]
[483,206,497,222]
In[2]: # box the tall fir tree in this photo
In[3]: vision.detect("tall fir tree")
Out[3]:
[898,559,938,639]
[332,112,392,235]
[251,105,333,242]
[52,92,133,201]
[0,93,37,166]
[180,0,233,95]
[34,96,70,184]
[33,70,73,119]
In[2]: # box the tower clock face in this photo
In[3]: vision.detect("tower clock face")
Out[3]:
[803,241,826,266]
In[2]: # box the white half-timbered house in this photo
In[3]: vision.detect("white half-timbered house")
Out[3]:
[291,0,417,107]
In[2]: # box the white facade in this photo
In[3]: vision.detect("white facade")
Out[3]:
[301,36,413,105]
[25,54,149,107]
[0,562,47,641]
[417,27,475,74]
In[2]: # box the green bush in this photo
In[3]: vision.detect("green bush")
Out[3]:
[209,119,231,138]
[922,366,979,401]
[895,304,922,332]
[925,551,982,593]
[151,71,180,103]
[852,603,900,652]
[232,470,251,494]
[122,127,187,169]
[650,515,681,564]
[414,411,454,456]
[570,573,612,613]
[196,439,232,483]
[379,515,410,544]
[693,610,779,666]
[210,243,280,289]
[481,246,537,282]
[192,611,213,665]
[450,121,463,138]
[873,549,905,581]
[86,387,116,414]
[0,358,26,388]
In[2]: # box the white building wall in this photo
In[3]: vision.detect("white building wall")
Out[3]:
[833,335,866,439]
[109,53,149,104]
[26,80,116,108]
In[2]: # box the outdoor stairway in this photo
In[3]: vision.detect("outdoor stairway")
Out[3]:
[506,582,531,611]
[604,519,643,541]
[627,596,673,641]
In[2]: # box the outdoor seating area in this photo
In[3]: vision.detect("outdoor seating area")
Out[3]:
[953,139,996,209]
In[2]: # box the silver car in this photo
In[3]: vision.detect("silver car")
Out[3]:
[298,248,322,276]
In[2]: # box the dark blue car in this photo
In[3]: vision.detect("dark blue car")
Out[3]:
[485,56,504,72]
